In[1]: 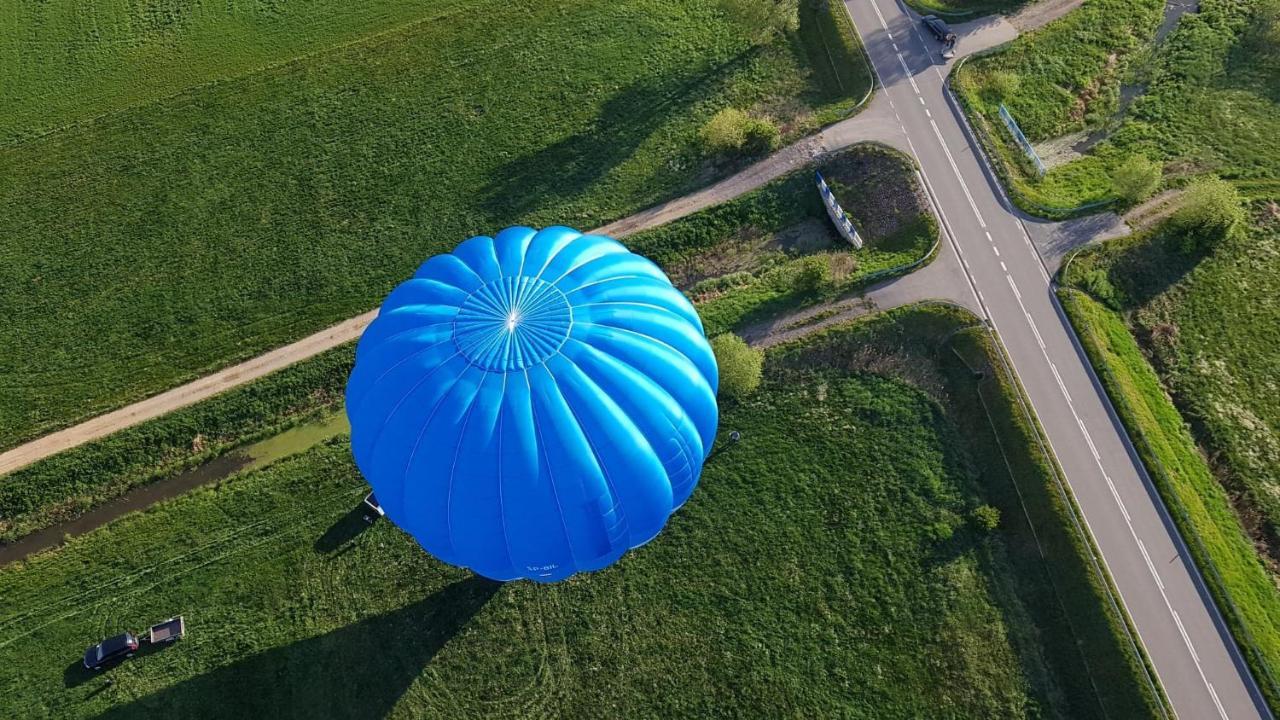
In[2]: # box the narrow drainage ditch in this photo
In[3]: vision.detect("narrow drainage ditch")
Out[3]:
[0,412,350,566]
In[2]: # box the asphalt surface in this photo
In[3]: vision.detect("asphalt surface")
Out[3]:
[841,1,1271,717]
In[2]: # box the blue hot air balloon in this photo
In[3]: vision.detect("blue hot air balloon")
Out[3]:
[346,226,719,582]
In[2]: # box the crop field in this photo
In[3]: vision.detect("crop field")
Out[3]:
[957,0,1280,213]
[0,306,1158,718]
[0,0,469,144]
[0,0,872,452]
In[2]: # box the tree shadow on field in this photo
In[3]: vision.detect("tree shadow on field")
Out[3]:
[94,576,501,720]
[479,49,758,221]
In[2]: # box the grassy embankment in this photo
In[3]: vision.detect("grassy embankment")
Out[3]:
[1,142,934,551]
[0,305,1161,718]
[0,0,872,452]
[1060,213,1280,707]
[956,0,1280,214]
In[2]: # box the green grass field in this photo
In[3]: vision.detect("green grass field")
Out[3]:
[0,0,872,453]
[957,0,1280,213]
[1,143,931,547]
[0,306,1159,718]
[1059,284,1280,709]
[0,1,467,144]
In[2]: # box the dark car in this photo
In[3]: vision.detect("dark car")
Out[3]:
[921,15,958,56]
[83,632,138,670]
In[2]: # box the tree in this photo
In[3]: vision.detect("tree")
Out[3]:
[1111,154,1162,205]
[710,333,763,400]
[1169,176,1246,251]
[719,0,792,43]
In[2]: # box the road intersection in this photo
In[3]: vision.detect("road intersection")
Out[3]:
[841,1,1269,716]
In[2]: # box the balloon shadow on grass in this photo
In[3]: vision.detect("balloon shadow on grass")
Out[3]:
[93,576,501,720]
[479,49,758,223]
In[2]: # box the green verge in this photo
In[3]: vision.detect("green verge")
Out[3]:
[0,0,871,453]
[772,304,1165,717]
[1059,287,1280,710]
[0,305,1154,718]
[952,0,1163,215]
[797,0,875,123]
[0,348,353,545]
[0,143,931,547]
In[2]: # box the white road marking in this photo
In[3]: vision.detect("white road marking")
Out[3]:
[1138,539,1165,591]
[1048,362,1072,403]
[849,6,1238,708]
[992,245,1000,256]
[898,54,921,94]
[926,117,986,227]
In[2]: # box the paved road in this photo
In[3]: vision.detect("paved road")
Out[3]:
[842,1,1270,717]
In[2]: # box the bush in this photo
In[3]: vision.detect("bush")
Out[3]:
[701,108,751,153]
[1169,176,1246,251]
[984,70,1021,105]
[793,254,833,292]
[1080,268,1122,309]
[743,117,781,153]
[701,108,780,156]
[1111,154,1162,204]
[973,504,1001,532]
[710,333,763,400]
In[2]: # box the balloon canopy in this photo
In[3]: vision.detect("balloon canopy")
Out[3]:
[346,226,719,582]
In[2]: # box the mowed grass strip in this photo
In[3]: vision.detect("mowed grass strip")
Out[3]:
[0,0,869,452]
[0,307,1141,718]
